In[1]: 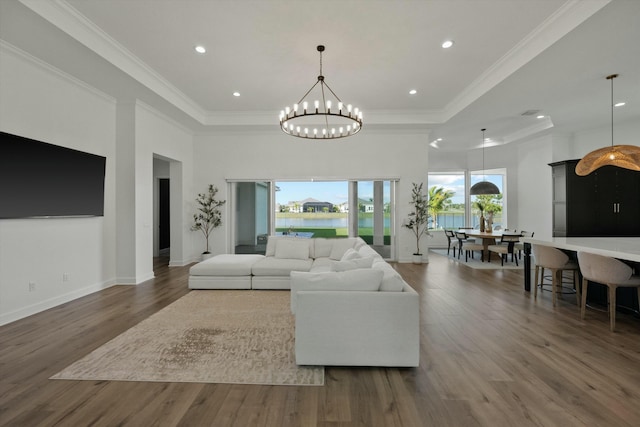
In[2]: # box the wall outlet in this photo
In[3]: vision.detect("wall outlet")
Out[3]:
[63,273,70,282]
[29,282,36,292]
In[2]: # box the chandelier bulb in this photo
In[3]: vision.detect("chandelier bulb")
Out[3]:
[280,45,363,139]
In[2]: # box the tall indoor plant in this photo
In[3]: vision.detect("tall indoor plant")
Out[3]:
[191,184,226,259]
[404,182,430,263]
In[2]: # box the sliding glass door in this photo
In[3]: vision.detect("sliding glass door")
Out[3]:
[230,179,396,259]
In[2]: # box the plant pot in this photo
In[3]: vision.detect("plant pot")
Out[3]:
[201,252,214,261]
[412,254,423,264]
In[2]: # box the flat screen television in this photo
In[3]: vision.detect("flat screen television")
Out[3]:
[0,131,106,219]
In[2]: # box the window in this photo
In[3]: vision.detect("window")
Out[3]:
[427,173,465,230]
[470,170,505,229]
[429,169,507,230]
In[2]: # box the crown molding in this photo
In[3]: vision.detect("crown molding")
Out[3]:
[19,0,208,123]
[442,0,611,122]
[1,40,116,105]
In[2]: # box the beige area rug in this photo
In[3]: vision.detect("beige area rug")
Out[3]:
[430,248,523,270]
[51,290,324,386]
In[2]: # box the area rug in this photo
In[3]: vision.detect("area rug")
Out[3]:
[430,248,523,270]
[50,290,324,386]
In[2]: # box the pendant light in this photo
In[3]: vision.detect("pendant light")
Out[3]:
[575,74,640,176]
[279,45,363,139]
[470,128,500,195]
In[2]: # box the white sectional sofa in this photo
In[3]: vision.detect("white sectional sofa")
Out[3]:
[188,236,420,367]
[189,236,383,290]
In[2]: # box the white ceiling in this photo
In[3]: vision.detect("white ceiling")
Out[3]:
[4,0,640,151]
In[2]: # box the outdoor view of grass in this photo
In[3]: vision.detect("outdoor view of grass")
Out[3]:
[275,212,391,243]
[275,180,392,244]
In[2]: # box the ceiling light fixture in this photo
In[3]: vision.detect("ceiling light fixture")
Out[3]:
[233,92,240,97]
[194,45,206,54]
[537,115,545,119]
[614,101,626,107]
[470,128,500,195]
[575,74,640,176]
[442,40,454,49]
[279,45,363,140]
[409,89,417,95]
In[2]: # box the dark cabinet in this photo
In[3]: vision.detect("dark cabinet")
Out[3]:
[550,160,640,237]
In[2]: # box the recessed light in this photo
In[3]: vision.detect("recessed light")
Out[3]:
[442,40,454,49]
[536,115,545,119]
[194,45,206,54]
[409,89,417,95]
[614,102,626,107]
[233,92,241,97]
[436,138,443,141]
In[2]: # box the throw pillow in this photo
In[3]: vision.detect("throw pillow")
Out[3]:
[329,238,357,260]
[331,256,375,272]
[340,248,362,261]
[275,238,310,260]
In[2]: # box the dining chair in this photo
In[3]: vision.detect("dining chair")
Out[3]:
[577,251,640,332]
[487,234,521,266]
[514,231,533,259]
[444,230,457,257]
[531,244,580,307]
[455,231,484,262]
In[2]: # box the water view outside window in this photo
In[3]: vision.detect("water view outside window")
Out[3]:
[275,181,349,238]
[357,181,391,245]
[470,174,504,229]
[427,172,505,230]
[427,174,465,229]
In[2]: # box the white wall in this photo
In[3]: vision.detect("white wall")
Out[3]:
[193,128,430,262]
[133,102,194,272]
[0,43,117,325]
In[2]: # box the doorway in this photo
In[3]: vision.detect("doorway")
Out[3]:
[159,178,170,255]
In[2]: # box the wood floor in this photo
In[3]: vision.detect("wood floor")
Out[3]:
[2,252,640,426]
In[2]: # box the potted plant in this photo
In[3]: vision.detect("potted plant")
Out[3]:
[404,182,431,263]
[191,184,226,260]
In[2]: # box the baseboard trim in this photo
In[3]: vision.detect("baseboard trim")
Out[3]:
[0,278,117,326]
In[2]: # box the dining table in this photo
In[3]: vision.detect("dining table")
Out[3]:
[463,230,504,259]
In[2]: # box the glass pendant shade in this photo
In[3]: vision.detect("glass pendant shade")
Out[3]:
[471,128,500,195]
[575,74,640,176]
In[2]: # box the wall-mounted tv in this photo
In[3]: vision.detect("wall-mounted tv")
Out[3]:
[0,131,106,219]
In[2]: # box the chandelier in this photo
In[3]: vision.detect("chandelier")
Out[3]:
[470,129,500,195]
[279,45,363,139]
[575,74,640,176]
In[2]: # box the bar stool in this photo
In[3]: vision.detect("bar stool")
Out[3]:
[577,251,640,332]
[531,244,580,306]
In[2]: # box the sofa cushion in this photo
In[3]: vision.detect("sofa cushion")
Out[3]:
[373,261,406,292]
[265,236,314,258]
[329,238,358,260]
[313,238,334,258]
[331,256,375,271]
[310,257,333,272]
[275,238,310,260]
[340,248,361,261]
[290,269,384,313]
[252,257,313,276]
[189,254,265,276]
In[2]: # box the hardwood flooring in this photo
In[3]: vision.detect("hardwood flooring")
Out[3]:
[1,252,640,426]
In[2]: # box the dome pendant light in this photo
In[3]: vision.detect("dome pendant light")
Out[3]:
[470,129,500,195]
[575,74,640,176]
[279,45,363,140]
